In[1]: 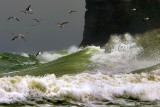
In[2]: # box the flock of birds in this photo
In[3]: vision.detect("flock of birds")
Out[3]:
[131,7,150,22]
[8,5,77,43]
[8,6,149,43]
[7,5,149,56]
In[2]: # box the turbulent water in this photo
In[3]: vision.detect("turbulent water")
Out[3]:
[1,29,160,107]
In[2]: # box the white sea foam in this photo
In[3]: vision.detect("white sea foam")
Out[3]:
[0,72,160,105]
[68,46,80,54]
[37,52,63,63]
[90,33,160,74]
[21,53,29,57]
[37,46,80,63]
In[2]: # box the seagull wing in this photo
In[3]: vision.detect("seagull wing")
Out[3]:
[21,37,26,42]
[26,5,31,11]
[68,10,77,14]
[61,22,69,25]
[11,36,18,41]
[33,18,39,22]
[71,10,77,13]
[16,18,20,21]
[35,52,41,56]
[7,17,12,21]
[21,32,29,36]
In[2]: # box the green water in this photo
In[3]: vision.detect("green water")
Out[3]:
[0,47,100,77]
[0,53,38,74]
[1,32,160,107]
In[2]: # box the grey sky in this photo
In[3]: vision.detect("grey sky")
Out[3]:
[0,0,85,53]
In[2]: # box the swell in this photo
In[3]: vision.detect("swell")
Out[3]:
[0,47,101,77]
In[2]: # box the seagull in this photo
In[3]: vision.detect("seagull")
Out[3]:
[67,10,77,14]
[143,17,149,22]
[21,5,33,14]
[57,22,69,28]
[11,35,26,42]
[131,8,136,12]
[31,18,42,26]
[11,32,29,42]
[7,16,20,21]
[33,18,41,23]
[35,51,41,57]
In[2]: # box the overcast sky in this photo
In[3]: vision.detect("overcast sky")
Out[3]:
[0,0,85,53]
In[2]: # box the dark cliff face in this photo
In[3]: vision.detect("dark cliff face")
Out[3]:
[80,0,160,47]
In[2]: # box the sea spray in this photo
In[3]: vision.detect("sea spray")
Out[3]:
[36,46,80,63]
[135,28,160,59]
[90,33,160,74]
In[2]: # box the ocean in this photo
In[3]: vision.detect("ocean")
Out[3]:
[1,30,160,107]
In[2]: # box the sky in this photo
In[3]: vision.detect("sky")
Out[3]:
[0,0,85,53]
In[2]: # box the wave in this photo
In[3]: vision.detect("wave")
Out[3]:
[36,46,80,63]
[0,72,160,106]
[1,29,160,106]
[90,32,160,74]
[0,46,101,77]
[1,29,160,76]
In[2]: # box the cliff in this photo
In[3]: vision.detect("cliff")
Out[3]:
[80,0,160,47]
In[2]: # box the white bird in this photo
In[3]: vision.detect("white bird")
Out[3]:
[7,16,20,21]
[31,18,42,26]
[143,17,149,22]
[11,32,29,42]
[35,51,41,57]
[57,22,69,28]
[21,5,33,14]
[131,8,136,12]
[33,18,41,23]
[67,10,77,14]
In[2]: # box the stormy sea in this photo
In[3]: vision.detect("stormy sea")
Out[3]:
[1,0,160,107]
[1,31,160,107]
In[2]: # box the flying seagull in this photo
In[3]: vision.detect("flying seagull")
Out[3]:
[67,10,77,14]
[12,36,26,42]
[57,22,69,28]
[143,17,149,22]
[35,51,41,57]
[11,32,29,42]
[131,8,136,12]
[7,16,20,21]
[31,18,42,26]
[21,5,33,14]
[33,18,41,23]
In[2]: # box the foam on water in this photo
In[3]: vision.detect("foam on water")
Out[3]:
[36,52,63,63]
[36,46,80,63]
[0,72,160,105]
[21,53,29,58]
[68,46,80,54]
[2,31,160,106]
